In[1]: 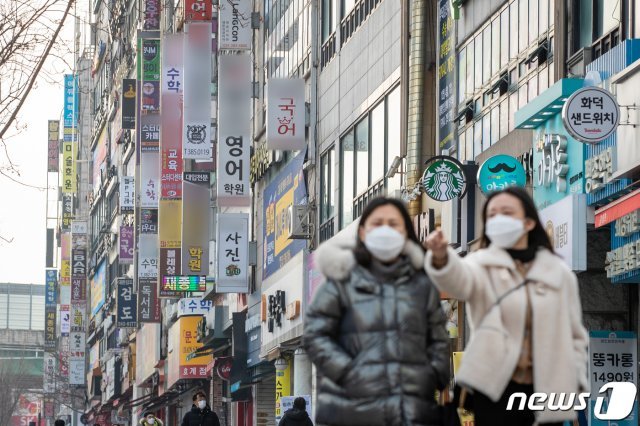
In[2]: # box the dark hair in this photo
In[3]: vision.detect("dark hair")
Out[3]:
[193,391,206,401]
[143,412,153,418]
[54,420,65,426]
[354,197,422,266]
[293,397,306,410]
[480,187,553,252]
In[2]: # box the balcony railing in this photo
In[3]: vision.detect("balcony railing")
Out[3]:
[352,179,385,221]
[321,33,337,69]
[319,217,335,243]
[340,0,382,48]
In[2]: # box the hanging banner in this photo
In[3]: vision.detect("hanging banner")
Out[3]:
[62,141,77,193]
[119,226,134,264]
[71,220,88,245]
[60,305,71,335]
[120,176,135,213]
[122,79,137,129]
[160,199,182,249]
[161,33,184,199]
[71,277,86,302]
[183,22,212,160]
[219,0,252,50]
[69,331,85,354]
[45,306,56,349]
[437,0,455,152]
[141,152,160,207]
[90,260,107,317]
[182,172,210,276]
[186,0,212,21]
[116,278,137,328]
[142,39,161,112]
[178,297,213,317]
[63,74,78,142]
[143,0,161,31]
[275,359,292,422]
[71,248,87,278]
[141,113,161,152]
[216,213,249,293]
[217,55,251,206]
[138,234,159,278]
[71,303,86,332]
[266,79,306,150]
[159,248,182,297]
[48,120,59,172]
[69,358,85,385]
[138,278,161,323]
[61,194,74,232]
[141,208,159,234]
[43,353,56,392]
[45,270,57,306]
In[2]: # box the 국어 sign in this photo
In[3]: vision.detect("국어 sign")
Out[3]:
[562,86,620,144]
[477,154,527,194]
[422,156,467,201]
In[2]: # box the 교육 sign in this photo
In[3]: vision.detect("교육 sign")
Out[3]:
[562,86,620,144]
[477,154,527,194]
[421,156,467,201]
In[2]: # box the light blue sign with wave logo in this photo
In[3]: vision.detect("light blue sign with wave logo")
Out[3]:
[477,154,527,194]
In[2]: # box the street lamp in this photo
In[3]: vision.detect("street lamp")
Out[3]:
[274,357,288,371]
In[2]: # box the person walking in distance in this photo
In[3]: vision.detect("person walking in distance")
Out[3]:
[140,412,164,426]
[278,397,314,426]
[181,391,221,426]
[424,187,588,426]
[304,197,450,426]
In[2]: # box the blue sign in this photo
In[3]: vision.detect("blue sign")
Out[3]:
[532,114,586,210]
[263,153,307,280]
[45,269,57,306]
[477,155,526,194]
[116,278,137,328]
[63,74,79,142]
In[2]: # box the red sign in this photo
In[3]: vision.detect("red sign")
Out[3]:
[595,188,640,228]
[216,357,233,381]
[185,0,212,21]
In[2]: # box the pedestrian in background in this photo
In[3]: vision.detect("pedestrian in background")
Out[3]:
[425,187,588,426]
[140,412,164,426]
[304,197,449,426]
[278,397,314,426]
[181,390,221,426]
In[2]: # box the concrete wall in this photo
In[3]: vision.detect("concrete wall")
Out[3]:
[0,329,44,348]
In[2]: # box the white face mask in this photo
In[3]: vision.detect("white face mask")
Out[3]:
[363,225,406,262]
[485,214,526,249]
[198,400,207,409]
[146,418,155,424]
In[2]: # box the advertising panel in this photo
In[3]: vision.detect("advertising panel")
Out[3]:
[60,305,70,335]
[538,194,587,271]
[138,278,161,323]
[182,172,210,276]
[177,297,213,317]
[141,113,161,152]
[141,208,158,234]
[136,323,161,385]
[162,276,206,293]
[45,270,57,306]
[62,141,77,194]
[159,248,182,297]
[43,353,56,392]
[167,316,213,388]
[266,79,306,151]
[216,213,249,293]
[562,86,620,144]
[63,74,78,143]
[90,260,106,317]
[119,226,134,264]
[141,151,160,207]
[120,176,135,213]
[263,152,307,279]
[116,278,137,328]
[142,39,161,112]
[185,0,212,21]
[437,0,455,152]
[138,234,159,279]
[122,79,136,129]
[159,199,182,249]
[275,359,291,422]
[69,358,85,385]
[45,306,56,349]
[48,120,59,172]
[70,303,86,332]
[143,0,160,31]
[219,0,252,50]
[61,194,74,232]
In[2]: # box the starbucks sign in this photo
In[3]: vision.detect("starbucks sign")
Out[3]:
[422,156,467,201]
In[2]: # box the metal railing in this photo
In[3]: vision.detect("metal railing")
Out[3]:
[340,0,382,48]
[319,217,335,243]
[321,32,337,69]
[352,179,385,220]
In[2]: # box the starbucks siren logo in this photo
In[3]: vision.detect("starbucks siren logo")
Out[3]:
[422,157,467,201]
[186,124,207,144]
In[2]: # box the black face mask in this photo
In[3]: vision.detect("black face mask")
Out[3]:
[506,245,537,263]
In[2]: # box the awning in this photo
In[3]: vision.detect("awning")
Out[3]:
[595,188,640,227]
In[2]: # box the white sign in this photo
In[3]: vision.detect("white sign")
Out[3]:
[216,213,249,293]
[178,297,213,317]
[219,0,252,50]
[138,234,159,278]
[267,79,306,150]
[588,331,638,424]
[71,220,88,235]
[217,55,251,206]
[141,152,160,208]
[562,86,620,144]
[69,357,85,385]
[538,193,587,271]
[44,353,56,393]
[70,303,86,332]
[585,147,613,193]
[535,133,569,192]
[70,331,86,353]
[184,22,212,160]
[60,305,71,334]
[120,176,135,212]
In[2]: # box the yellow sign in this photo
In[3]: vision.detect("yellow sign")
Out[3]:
[275,359,291,418]
[274,188,294,255]
[453,352,475,425]
[62,141,77,193]
[167,316,211,388]
[60,260,71,280]
[159,200,182,248]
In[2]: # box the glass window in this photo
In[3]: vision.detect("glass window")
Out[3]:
[519,0,529,52]
[579,0,593,48]
[549,60,555,85]
[518,82,528,109]
[466,39,474,96]
[371,102,385,184]
[491,107,500,145]
[466,126,474,160]
[539,66,549,92]
[341,132,355,228]
[387,87,402,193]
[483,26,491,84]
[500,99,509,139]
[529,0,539,43]
[475,35,483,90]
[540,0,549,34]
[595,0,620,39]
[500,10,509,68]
[320,148,336,223]
[482,114,491,151]
[458,131,466,162]
[458,48,467,104]
[509,92,518,131]
[474,121,482,157]
[492,18,500,76]
[355,118,369,196]
[342,0,355,17]
[510,2,519,60]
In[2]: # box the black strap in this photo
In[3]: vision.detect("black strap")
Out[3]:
[491,279,532,309]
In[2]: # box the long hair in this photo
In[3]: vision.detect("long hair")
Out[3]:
[354,197,422,266]
[480,187,554,252]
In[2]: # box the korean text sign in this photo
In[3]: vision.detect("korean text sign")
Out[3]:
[138,278,161,323]
[219,0,251,50]
[119,226,134,264]
[263,153,307,279]
[116,278,137,328]
[48,120,59,172]
[266,78,305,150]
[120,176,135,213]
[185,0,212,21]
[216,213,249,293]
[62,141,77,193]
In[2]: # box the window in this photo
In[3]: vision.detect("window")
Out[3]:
[529,0,539,43]
[539,65,549,92]
[491,107,500,145]
[371,102,385,184]
[465,126,474,160]
[594,0,620,40]
[483,26,491,85]
[458,131,466,162]
[458,48,467,104]
[342,0,355,17]
[528,75,538,101]
[355,118,369,196]
[475,35,483,90]
[510,2,518,60]
[320,148,336,224]
[482,114,491,151]
[341,133,354,228]
[466,39,474,97]
[500,99,509,139]
[519,0,529,52]
[474,121,482,156]
[509,92,518,131]
[491,18,500,76]
[518,82,528,109]
[539,0,549,35]
[387,87,401,193]
[500,10,509,68]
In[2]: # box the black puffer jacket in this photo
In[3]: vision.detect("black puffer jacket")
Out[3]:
[278,408,314,426]
[303,237,450,426]
[181,406,220,426]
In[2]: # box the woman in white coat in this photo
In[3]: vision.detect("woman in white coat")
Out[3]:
[425,187,588,426]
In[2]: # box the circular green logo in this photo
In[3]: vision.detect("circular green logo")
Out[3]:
[422,157,467,201]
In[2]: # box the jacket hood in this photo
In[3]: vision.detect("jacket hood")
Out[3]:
[284,408,309,420]
[315,233,425,281]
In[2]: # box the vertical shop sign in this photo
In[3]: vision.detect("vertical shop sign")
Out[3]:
[48,120,59,172]
[275,359,292,422]
[185,0,212,21]
[138,234,159,278]
[141,208,158,234]
[120,176,135,213]
[60,305,70,335]
[216,213,249,293]
[437,0,455,152]
[61,194,74,232]
[219,0,252,50]
[62,141,77,193]
[45,270,57,305]
[143,0,160,30]
[141,113,161,152]
[266,79,305,150]
[45,306,56,349]
[116,278,137,328]
[122,79,137,129]
[43,353,56,393]
[138,278,161,322]
[183,22,212,160]
[141,151,160,207]
[119,226,135,264]
[182,172,210,276]
[142,39,161,112]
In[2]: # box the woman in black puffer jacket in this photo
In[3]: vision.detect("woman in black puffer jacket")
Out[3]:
[303,197,449,426]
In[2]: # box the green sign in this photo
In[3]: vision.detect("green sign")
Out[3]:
[422,156,467,201]
[142,39,160,81]
[477,154,527,194]
[162,275,206,292]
